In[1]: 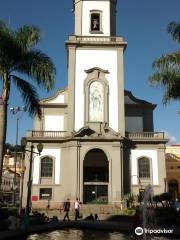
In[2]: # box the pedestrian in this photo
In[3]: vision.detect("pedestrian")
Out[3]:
[94,213,99,220]
[74,198,80,220]
[46,199,50,216]
[63,198,71,221]
[7,214,17,230]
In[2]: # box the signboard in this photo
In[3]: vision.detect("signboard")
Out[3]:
[32,195,38,201]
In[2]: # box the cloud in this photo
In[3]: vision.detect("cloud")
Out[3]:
[163,131,180,145]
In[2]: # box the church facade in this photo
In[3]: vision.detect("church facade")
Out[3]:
[22,0,167,208]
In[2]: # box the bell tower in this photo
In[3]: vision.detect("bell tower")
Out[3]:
[73,0,117,36]
[67,0,127,135]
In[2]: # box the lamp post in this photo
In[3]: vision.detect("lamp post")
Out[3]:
[10,106,26,205]
[21,138,43,215]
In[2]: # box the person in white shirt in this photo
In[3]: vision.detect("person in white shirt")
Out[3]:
[74,198,80,220]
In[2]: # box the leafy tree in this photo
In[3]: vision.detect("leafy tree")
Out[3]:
[5,143,23,152]
[149,21,180,104]
[0,21,56,184]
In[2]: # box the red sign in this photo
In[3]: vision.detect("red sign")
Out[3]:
[32,195,38,201]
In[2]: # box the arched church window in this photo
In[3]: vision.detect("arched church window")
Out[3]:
[89,81,104,122]
[90,10,103,33]
[138,157,150,179]
[41,157,53,177]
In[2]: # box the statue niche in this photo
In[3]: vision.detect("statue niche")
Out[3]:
[84,67,109,125]
[89,81,104,122]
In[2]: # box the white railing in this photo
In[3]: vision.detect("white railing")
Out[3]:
[126,132,165,139]
[28,131,69,138]
[68,35,124,43]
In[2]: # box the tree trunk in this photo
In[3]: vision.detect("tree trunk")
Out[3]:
[0,74,10,185]
[0,101,8,185]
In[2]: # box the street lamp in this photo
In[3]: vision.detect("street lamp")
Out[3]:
[10,106,26,205]
[21,138,43,215]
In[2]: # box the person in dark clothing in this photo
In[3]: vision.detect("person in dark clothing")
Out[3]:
[63,198,71,221]
[84,213,94,221]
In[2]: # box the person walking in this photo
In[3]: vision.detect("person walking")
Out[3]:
[63,198,71,221]
[74,198,80,220]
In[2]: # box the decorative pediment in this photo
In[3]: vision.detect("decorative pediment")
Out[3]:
[102,123,120,137]
[73,123,121,138]
[73,127,96,137]
[85,67,109,74]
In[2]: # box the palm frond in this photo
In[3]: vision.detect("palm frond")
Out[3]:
[167,21,180,43]
[152,52,180,71]
[11,75,41,118]
[15,25,41,51]
[150,69,180,104]
[0,25,23,71]
[13,50,55,90]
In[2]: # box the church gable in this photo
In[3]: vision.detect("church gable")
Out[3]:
[40,88,68,105]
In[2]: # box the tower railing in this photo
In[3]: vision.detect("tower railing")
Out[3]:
[67,35,125,43]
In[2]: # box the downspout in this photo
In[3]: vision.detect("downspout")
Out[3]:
[78,140,81,201]
[120,142,124,200]
[76,140,79,198]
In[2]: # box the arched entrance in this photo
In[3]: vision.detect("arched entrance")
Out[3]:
[168,179,179,198]
[83,148,109,204]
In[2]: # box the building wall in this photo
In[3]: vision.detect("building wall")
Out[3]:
[32,148,61,185]
[23,141,124,208]
[82,1,110,36]
[44,115,64,131]
[75,49,119,132]
[166,145,180,195]
[131,149,159,185]
[125,116,143,132]
[131,145,166,195]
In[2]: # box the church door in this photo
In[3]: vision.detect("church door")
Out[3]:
[83,148,109,204]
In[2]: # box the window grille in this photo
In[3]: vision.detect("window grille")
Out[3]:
[41,157,53,177]
[138,157,150,179]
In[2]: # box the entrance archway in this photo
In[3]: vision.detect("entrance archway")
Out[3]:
[168,179,179,198]
[83,148,109,204]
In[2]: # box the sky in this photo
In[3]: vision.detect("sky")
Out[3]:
[0,0,180,145]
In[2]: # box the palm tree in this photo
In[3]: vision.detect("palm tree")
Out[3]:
[0,21,56,184]
[149,21,180,104]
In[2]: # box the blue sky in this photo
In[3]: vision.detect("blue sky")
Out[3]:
[0,0,180,145]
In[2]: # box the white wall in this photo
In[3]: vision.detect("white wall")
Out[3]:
[82,1,110,36]
[33,148,61,185]
[44,115,64,131]
[48,94,64,104]
[131,149,159,185]
[75,49,118,132]
[125,116,143,132]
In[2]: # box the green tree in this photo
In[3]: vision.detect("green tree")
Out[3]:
[149,21,180,104]
[0,21,56,184]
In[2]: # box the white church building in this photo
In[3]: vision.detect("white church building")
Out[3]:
[22,0,167,208]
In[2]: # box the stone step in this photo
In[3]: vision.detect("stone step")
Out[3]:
[80,204,122,215]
